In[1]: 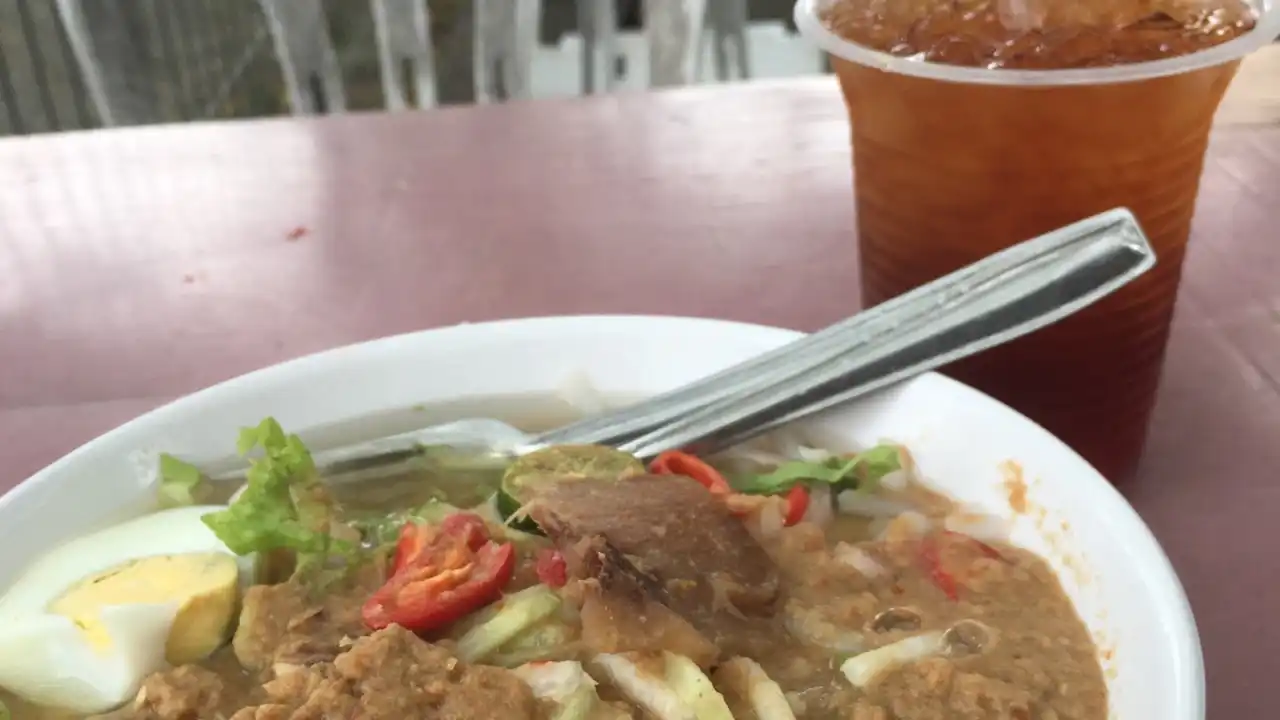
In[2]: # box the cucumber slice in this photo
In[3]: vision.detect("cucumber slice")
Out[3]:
[496,474,561,534]
[712,658,797,720]
[472,495,545,545]
[488,621,575,668]
[513,661,600,720]
[456,585,563,663]
[591,653,693,720]
[664,653,734,720]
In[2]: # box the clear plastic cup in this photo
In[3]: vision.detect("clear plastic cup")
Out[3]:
[795,0,1280,483]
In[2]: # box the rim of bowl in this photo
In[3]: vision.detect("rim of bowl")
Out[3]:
[0,314,1204,719]
[794,0,1280,87]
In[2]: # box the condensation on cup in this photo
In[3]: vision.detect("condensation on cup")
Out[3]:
[794,0,1280,483]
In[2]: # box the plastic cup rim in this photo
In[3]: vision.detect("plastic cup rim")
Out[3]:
[793,0,1280,86]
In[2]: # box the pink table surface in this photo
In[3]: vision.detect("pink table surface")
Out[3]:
[1,78,1278,717]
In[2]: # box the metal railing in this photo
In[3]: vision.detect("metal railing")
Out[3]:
[0,0,286,134]
[0,0,480,136]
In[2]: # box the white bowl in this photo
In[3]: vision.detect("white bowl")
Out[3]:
[0,315,1201,719]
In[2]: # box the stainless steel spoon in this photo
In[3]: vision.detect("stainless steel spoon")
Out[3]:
[211,207,1153,482]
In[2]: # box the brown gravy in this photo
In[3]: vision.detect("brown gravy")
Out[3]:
[5,398,1107,719]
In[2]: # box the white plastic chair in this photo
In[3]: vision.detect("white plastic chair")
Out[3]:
[56,0,543,124]
[706,0,751,81]
[474,0,543,103]
[577,0,751,91]
[577,0,621,94]
[259,0,346,114]
[370,0,437,109]
[644,0,706,87]
[54,0,155,125]
[56,0,747,124]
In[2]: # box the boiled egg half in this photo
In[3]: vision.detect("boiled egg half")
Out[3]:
[0,505,252,714]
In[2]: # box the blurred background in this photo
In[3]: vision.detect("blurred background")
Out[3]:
[0,0,829,136]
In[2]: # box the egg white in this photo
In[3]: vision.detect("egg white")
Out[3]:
[0,505,251,714]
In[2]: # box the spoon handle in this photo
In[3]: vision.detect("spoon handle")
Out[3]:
[532,281,948,448]
[532,324,868,448]
[617,208,1156,460]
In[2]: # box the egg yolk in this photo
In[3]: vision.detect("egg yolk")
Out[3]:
[49,552,239,664]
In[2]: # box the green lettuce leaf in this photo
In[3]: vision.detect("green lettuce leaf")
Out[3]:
[846,444,903,491]
[201,418,352,570]
[734,444,902,495]
[157,453,208,508]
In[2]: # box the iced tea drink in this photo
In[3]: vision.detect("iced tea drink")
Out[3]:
[794,0,1277,482]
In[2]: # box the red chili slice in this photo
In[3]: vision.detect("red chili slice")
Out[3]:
[440,512,490,551]
[535,548,568,588]
[943,529,1005,561]
[364,540,515,632]
[920,535,959,601]
[649,451,733,495]
[782,485,810,527]
[391,513,491,576]
[391,522,433,576]
[918,531,1006,602]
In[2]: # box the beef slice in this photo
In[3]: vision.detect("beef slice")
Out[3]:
[526,473,780,619]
